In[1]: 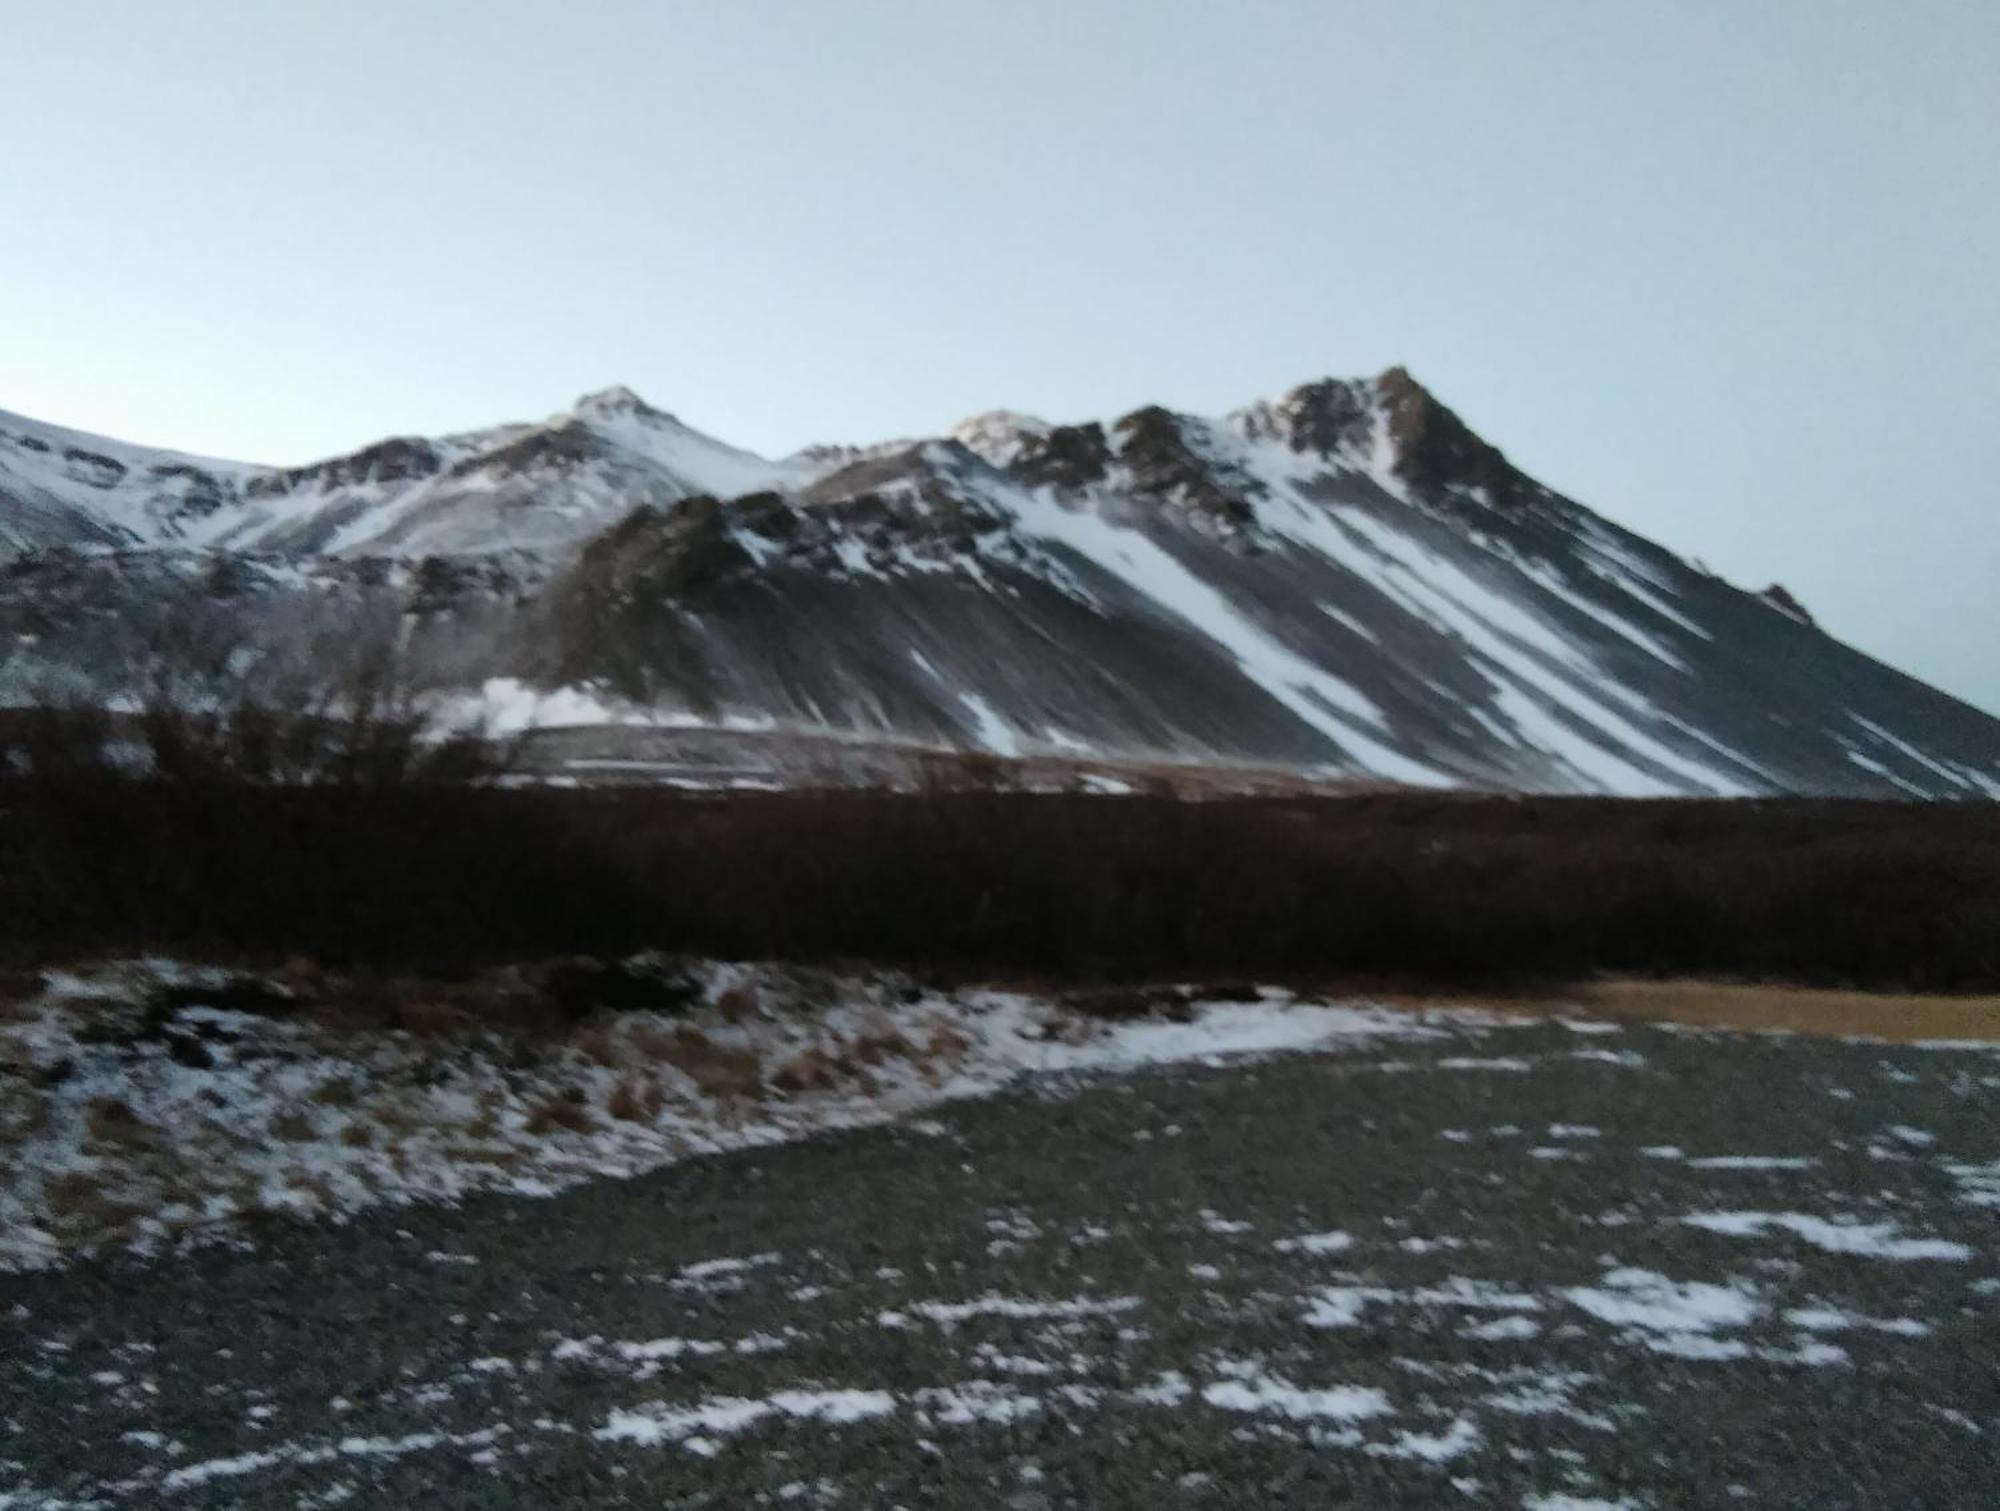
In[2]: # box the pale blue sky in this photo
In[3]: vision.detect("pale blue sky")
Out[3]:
[3,1,1995,712]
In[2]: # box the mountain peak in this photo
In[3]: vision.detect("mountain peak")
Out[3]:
[1370,366,1534,509]
[570,385,662,422]
[949,410,1052,467]
[1373,363,1425,396]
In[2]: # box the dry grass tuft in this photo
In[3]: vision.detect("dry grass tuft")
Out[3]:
[269,1110,317,1143]
[1560,979,2000,1043]
[925,1021,974,1061]
[312,1077,361,1108]
[525,1093,597,1135]
[769,1045,842,1095]
[625,1019,680,1061]
[571,1027,623,1069]
[368,1097,427,1136]
[42,1170,146,1239]
[276,954,325,990]
[394,998,467,1037]
[2,1088,55,1139]
[606,1078,655,1122]
[1064,986,1194,1023]
[659,1026,764,1098]
[84,1097,154,1151]
[846,1030,912,1066]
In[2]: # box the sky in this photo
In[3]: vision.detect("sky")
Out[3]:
[2,1,1995,713]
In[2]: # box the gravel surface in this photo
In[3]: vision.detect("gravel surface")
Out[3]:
[3,1017,1996,1508]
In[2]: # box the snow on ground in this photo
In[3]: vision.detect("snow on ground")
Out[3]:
[4,1000,1995,1510]
[0,961,1490,1271]
[453,678,781,737]
[1680,1211,1974,1261]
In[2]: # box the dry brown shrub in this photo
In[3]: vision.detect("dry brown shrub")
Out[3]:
[395,998,467,1037]
[485,985,573,1036]
[660,1027,763,1098]
[84,1097,154,1151]
[369,1098,425,1135]
[1196,981,1264,1003]
[926,1022,974,1061]
[271,955,338,1007]
[848,1030,913,1066]
[270,1110,317,1143]
[608,1071,664,1119]
[1065,986,1193,1023]
[296,967,414,1034]
[312,1077,360,1108]
[769,1046,840,1095]
[571,1027,623,1069]
[13,767,1998,996]
[3,1089,55,1138]
[42,1170,145,1239]
[276,954,323,988]
[714,985,756,1023]
[339,1122,374,1148]
[525,1093,596,1135]
[625,1019,680,1061]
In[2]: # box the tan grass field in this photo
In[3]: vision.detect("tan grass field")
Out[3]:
[1545,979,2000,1042]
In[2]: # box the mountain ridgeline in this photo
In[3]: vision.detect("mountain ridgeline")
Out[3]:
[2,370,1996,798]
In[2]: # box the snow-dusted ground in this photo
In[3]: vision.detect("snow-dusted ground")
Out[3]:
[0,960,1502,1272]
[2,1001,1995,1508]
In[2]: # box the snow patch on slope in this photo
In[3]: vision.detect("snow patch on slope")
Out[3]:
[1008,484,1453,787]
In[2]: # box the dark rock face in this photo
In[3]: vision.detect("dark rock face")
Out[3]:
[1760,583,1814,626]
[1114,406,1260,527]
[448,421,598,480]
[248,437,443,498]
[1271,378,1372,456]
[569,497,760,604]
[1376,366,1534,509]
[1014,422,1111,489]
[146,463,229,519]
[62,448,127,490]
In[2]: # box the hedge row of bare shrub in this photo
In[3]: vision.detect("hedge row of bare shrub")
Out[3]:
[4,711,1996,991]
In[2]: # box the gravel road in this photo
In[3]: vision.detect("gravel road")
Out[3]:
[4,1017,1996,1508]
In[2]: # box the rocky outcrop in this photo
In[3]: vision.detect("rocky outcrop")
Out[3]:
[1375,366,1536,510]
[247,436,443,498]
[1759,583,1814,626]
[1113,406,1260,527]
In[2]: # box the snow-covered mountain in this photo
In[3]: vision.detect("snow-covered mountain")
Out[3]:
[0,386,804,559]
[4,369,1997,799]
